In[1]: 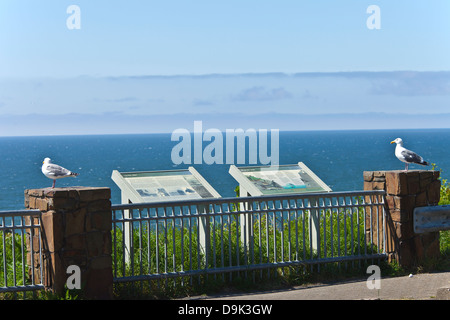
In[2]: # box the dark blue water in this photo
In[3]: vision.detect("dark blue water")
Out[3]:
[1,129,449,211]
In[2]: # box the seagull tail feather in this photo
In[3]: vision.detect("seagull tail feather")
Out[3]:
[70,172,79,177]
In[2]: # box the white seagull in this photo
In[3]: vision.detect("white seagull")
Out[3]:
[41,157,79,188]
[390,138,429,172]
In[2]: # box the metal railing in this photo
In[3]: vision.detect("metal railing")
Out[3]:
[0,209,44,295]
[111,190,387,286]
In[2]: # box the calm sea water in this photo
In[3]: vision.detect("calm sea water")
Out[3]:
[1,129,449,211]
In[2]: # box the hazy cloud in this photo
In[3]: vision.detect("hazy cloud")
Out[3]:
[193,99,215,107]
[93,96,139,103]
[369,72,450,96]
[301,89,319,99]
[232,86,293,102]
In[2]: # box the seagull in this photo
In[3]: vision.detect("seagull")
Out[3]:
[41,157,79,188]
[390,138,429,172]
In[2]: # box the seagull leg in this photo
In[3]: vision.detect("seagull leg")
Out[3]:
[52,180,56,188]
[405,163,409,172]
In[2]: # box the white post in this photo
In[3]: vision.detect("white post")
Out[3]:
[122,191,132,264]
[239,186,253,262]
[309,197,320,256]
[198,204,210,267]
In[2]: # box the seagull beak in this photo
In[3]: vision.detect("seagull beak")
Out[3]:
[390,141,395,144]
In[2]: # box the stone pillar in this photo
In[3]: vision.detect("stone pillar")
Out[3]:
[363,170,441,268]
[24,187,113,299]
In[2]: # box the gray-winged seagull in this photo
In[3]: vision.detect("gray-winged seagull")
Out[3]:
[41,157,79,188]
[390,138,429,172]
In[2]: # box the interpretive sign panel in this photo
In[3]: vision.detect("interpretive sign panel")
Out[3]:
[112,167,220,203]
[229,162,331,196]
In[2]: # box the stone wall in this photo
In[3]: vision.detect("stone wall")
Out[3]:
[364,170,441,268]
[24,187,113,299]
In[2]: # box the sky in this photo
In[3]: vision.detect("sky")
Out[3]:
[0,1,449,135]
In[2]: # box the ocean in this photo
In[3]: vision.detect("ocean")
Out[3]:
[1,128,449,211]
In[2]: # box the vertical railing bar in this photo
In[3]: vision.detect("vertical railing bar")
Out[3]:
[250,202,255,268]
[188,207,193,286]
[363,197,368,257]
[29,216,35,286]
[138,208,143,282]
[328,198,332,258]
[265,202,270,279]
[137,208,144,293]
[236,209,239,268]
[12,219,17,287]
[344,203,347,258]
[258,205,262,279]
[196,206,201,284]
[155,209,160,276]
[147,208,151,281]
[370,197,374,259]
[180,207,185,274]
[382,196,387,255]
[295,203,299,262]
[300,199,305,263]
[357,198,361,268]
[280,206,284,264]
[301,200,306,262]
[337,205,341,258]
[316,198,321,273]
[228,212,232,282]
[38,216,43,287]
[307,198,312,263]
[248,202,254,283]
[350,200,355,268]
[113,210,117,279]
[288,204,292,262]
[273,209,277,263]
[20,215,26,287]
[116,210,122,278]
[220,205,225,282]
[3,220,8,287]
[376,198,380,254]
[129,209,135,278]
[163,207,168,278]
[242,201,247,274]
[1,217,5,287]
[212,208,217,279]
[171,207,176,276]
[323,207,327,259]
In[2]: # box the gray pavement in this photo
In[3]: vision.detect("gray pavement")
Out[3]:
[189,271,450,300]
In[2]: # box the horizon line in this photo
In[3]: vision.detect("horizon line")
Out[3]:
[2,70,450,80]
[2,127,450,139]
[2,111,450,117]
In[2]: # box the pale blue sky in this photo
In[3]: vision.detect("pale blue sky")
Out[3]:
[1,0,450,77]
[0,1,449,135]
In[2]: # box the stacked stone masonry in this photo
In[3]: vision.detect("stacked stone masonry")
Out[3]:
[364,170,441,268]
[24,187,113,299]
